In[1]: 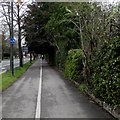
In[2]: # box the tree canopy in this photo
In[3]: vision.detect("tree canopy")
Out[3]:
[23,2,120,108]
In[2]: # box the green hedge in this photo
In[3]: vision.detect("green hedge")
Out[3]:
[64,49,83,83]
[63,40,120,108]
[90,38,120,108]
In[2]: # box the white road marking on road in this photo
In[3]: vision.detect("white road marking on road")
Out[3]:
[0,59,30,74]
[2,68,5,70]
[0,70,7,75]
[35,60,42,119]
[2,64,10,67]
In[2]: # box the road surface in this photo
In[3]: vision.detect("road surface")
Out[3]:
[0,58,30,74]
[1,60,116,119]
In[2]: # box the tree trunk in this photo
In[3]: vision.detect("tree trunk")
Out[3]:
[17,4,23,67]
[79,15,91,86]
[33,52,36,60]
[30,52,32,63]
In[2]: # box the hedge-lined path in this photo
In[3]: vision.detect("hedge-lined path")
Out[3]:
[2,59,116,119]
[41,60,115,119]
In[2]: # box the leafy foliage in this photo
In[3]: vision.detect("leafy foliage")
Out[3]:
[23,2,120,109]
[90,38,120,107]
[23,3,51,53]
[64,49,83,83]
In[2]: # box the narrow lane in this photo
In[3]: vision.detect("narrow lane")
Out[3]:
[1,60,116,119]
[41,60,115,119]
[2,60,41,118]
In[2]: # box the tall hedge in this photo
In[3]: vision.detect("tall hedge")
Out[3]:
[64,49,83,83]
[90,38,120,107]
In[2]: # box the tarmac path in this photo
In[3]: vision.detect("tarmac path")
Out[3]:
[2,59,116,119]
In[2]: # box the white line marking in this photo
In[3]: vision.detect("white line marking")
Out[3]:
[0,70,7,75]
[2,64,10,67]
[35,59,42,118]
[2,68,5,70]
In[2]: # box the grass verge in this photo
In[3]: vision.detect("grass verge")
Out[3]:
[0,60,36,91]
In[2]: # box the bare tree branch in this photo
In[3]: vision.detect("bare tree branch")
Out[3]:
[1,5,11,31]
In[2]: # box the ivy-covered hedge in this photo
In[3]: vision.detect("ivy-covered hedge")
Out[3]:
[64,49,83,83]
[90,38,120,108]
[64,39,120,109]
